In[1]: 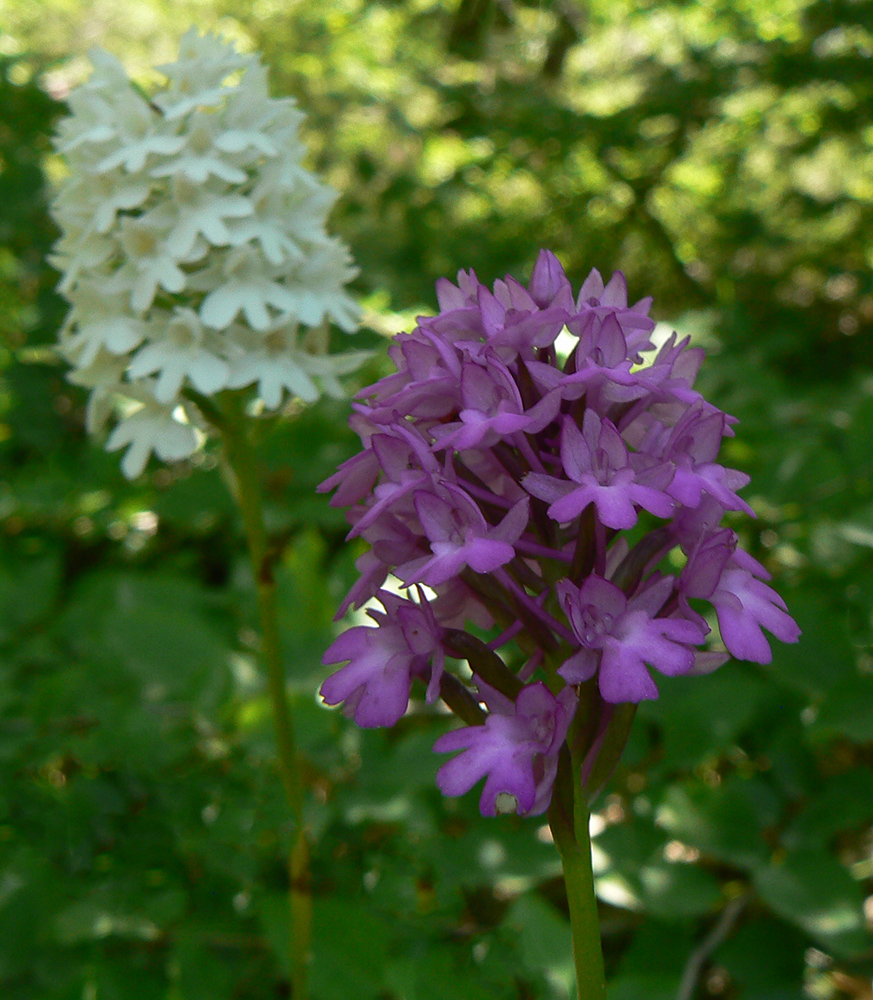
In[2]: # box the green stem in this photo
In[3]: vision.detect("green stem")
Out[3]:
[219,396,310,1000]
[549,750,607,1000]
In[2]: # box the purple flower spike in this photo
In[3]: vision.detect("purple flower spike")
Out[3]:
[320,249,800,818]
[434,681,577,816]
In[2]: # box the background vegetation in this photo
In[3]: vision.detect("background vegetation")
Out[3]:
[1,1,873,996]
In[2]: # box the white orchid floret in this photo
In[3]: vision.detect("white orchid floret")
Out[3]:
[54,102,115,155]
[298,325,373,399]
[228,166,336,265]
[226,324,321,407]
[147,175,253,258]
[110,216,188,312]
[51,28,365,478]
[149,110,251,185]
[66,348,130,434]
[50,227,115,295]
[282,239,360,332]
[128,308,229,403]
[190,245,300,331]
[54,51,134,152]
[68,171,153,235]
[223,63,302,133]
[59,285,147,367]
[93,93,184,175]
[154,28,254,117]
[105,393,200,479]
[224,322,372,409]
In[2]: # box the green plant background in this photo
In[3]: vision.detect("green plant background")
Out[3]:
[1,1,872,996]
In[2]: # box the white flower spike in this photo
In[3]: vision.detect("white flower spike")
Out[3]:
[52,28,363,477]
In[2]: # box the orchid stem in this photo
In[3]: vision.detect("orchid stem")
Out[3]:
[219,395,311,1000]
[549,749,607,1000]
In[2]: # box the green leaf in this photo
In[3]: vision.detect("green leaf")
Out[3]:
[430,818,563,901]
[715,917,807,998]
[592,816,722,919]
[54,899,161,945]
[638,668,768,770]
[53,571,233,762]
[385,946,516,1000]
[810,674,873,743]
[505,893,574,998]
[753,849,870,958]
[149,463,234,531]
[592,816,666,911]
[78,959,168,1000]
[259,893,393,1000]
[172,926,265,1000]
[765,591,856,698]
[637,860,722,920]
[655,779,770,871]
[341,725,448,822]
[609,921,692,997]
[608,973,682,1000]
[309,897,393,1000]
[256,893,294,979]
[276,528,340,681]
[0,550,60,643]
[783,768,873,848]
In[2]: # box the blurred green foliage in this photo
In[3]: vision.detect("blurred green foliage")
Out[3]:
[1,2,873,997]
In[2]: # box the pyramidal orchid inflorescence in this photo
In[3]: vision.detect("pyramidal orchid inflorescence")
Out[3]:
[320,251,800,817]
[51,29,365,477]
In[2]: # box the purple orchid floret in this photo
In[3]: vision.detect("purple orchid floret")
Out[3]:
[430,356,533,452]
[321,590,444,727]
[557,576,707,702]
[396,488,529,587]
[434,680,577,816]
[710,552,801,663]
[320,249,800,817]
[523,411,674,529]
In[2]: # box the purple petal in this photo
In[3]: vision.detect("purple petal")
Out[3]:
[529,249,571,307]
[577,268,605,304]
[561,416,593,484]
[558,647,599,683]
[463,536,517,574]
[414,490,458,542]
[549,483,601,524]
[491,497,530,545]
[601,271,628,308]
[522,472,576,505]
[599,643,660,702]
[714,568,801,663]
[589,482,640,530]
